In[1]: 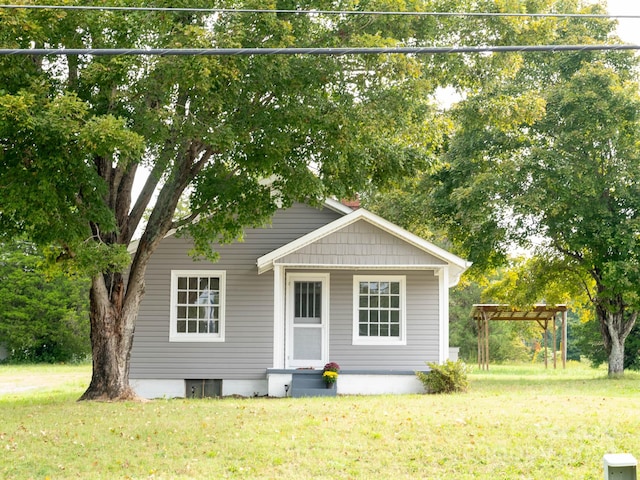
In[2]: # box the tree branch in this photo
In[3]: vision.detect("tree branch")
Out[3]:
[170,211,200,231]
[123,161,164,245]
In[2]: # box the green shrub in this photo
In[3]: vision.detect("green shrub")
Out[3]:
[416,360,469,394]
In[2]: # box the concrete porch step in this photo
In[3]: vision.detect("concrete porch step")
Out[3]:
[290,371,336,397]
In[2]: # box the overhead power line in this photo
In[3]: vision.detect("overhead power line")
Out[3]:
[1,44,638,56]
[0,3,637,19]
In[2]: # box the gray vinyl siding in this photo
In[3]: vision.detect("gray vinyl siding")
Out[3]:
[325,269,440,370]
[281,220,447,266]
[130,203,342,380]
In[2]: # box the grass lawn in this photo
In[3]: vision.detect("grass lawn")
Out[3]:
[1,362,640,479]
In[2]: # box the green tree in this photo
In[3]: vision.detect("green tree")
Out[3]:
[0,0,500,399]
[426,3,640,376]
[0,241,90,363]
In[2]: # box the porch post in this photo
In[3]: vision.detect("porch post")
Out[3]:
[438,267,449,363]
[272,265,286,369]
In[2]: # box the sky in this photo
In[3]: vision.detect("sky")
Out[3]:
[607,0,640,43]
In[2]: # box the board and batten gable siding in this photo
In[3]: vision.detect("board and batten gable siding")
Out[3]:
[279,220,448,267]
[325,269,441,370]
[130,203,344,381]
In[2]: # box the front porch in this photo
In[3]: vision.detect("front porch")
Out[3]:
[266,369,427,397]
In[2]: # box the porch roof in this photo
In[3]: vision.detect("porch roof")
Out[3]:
[257,208,471,287]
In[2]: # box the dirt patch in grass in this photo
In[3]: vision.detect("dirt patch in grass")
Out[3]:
[0,364,90,395]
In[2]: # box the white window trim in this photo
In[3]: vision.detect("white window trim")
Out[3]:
[170,270,226,342]
[352,275,406,346]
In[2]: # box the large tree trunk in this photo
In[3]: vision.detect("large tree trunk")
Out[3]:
[597,303,637,378]
[608,336,625,378]
[78,143,204,401]
[78,273,141,401]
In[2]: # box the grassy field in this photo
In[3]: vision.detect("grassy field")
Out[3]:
[1,362,639,479]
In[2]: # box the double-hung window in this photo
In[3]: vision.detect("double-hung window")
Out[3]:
[170,270,226,342]
[353,275,406,345]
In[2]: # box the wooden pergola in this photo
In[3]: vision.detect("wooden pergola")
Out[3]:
[471,304,568,370]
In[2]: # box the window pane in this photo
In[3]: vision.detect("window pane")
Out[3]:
[370,296,379,308]
[177,291,187,304]
[188,277,198,289]
[359,296,368,308]
[177,320,186,333]
[177,306,187,319]
[359,310,368,323]
[178,277,187,289]
[391,311,400,323]
[314,283,322,316]
[198,320,208,333]
[359,323,369,336]
[380,296,389,308]
[370,282,379,294]
[210,278,219,290]
[390,324,400,336]
[188,291,198,304]
[380,324,389,336]
[199,277,209,290]
[293,328,321,360]
[391,296,400,309]
[188,306,198,318]
[380,310,389,323]
[369,324,379,336]
[391,282,400,294]
[359,282,369,294]
[187,321,197,333]
[380,282,389,294]
[370,311,379,323]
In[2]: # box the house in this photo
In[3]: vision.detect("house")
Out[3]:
[129,200,470,398]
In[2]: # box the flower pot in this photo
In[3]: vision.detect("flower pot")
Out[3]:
[325,382,335,389]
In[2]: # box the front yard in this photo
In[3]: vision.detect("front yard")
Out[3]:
[1,362,638,479]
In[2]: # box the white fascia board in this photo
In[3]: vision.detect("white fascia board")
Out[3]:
[257,208,472,284]
[324,197,355,215]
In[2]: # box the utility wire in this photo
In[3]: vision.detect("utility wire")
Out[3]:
[0,3,636,19]
[1,44,638,56]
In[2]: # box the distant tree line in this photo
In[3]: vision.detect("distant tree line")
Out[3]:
[0,240,90,363]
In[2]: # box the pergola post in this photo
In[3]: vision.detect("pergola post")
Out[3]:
[477,312,490,370]
[484,312,489,370]
[562,310,567,368]
[543,321,548,369]
[552,314,557,369]
[477,316,482,370]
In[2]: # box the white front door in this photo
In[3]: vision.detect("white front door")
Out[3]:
[286,273,329,368]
